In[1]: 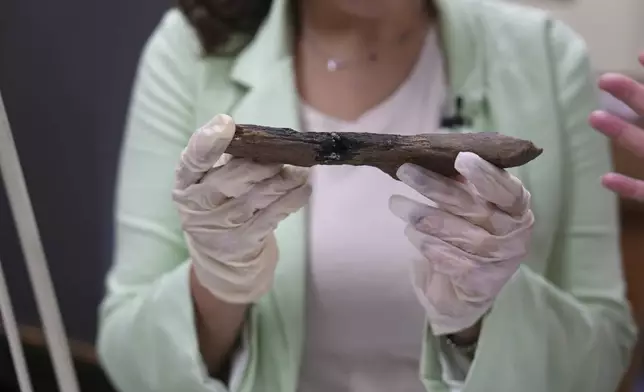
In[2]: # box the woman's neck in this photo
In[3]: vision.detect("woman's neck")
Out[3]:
[294,0,438,121]
[297,0,435,49]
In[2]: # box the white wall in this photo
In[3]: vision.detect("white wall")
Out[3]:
[518,0,644,77]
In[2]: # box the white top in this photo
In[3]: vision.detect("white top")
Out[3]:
[296,29,469,392]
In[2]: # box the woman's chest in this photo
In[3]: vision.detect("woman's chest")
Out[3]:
[305,165,429,355]
[299,81,446,356]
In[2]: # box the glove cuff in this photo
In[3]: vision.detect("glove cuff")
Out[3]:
[426,302,492,336]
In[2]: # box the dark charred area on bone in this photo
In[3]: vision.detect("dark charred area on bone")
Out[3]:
[315,132,362,163]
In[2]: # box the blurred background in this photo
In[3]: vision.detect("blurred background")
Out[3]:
[0,0,172,390]
[0,0,643,391]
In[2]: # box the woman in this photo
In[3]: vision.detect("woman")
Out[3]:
[592,53,644,201]
[97,0,637,391]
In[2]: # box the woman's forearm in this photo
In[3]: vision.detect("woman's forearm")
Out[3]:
[190,265,249,378]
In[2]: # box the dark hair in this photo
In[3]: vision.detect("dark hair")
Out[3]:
[177,0,274,55]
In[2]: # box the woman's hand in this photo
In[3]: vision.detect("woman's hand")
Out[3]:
[389,152,534,336]
[590,53,644,201]
[173,114,311,304]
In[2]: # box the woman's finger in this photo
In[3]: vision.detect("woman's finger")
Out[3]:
[205,158,282,198]
[602,172,644,202]
[389,193,496,241]
[589,110,644,158]
[392,168,498,232]
[175,114,236,190]
[454,152,530,217]
[598,73,644,116]
[396,163,477,209]
[211,165,309,225]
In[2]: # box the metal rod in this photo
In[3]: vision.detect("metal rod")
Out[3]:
[0,257,34,392]
[0,91,80,392]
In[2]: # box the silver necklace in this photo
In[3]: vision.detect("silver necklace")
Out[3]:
[306,28,422,72]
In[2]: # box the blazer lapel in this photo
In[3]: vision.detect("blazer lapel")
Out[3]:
[437,0,487,131]
[228,1,308,388]
[419,1,498,390]
[231,54,308,373]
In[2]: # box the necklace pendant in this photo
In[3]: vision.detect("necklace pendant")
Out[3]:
[327,59,340,72]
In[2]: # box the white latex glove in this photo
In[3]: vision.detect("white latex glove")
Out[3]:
[172,114,311,304]
[389,152,534,335]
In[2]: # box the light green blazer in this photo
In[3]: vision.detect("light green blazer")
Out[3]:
[97,0,637,391]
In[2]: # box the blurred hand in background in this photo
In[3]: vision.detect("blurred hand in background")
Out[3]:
[590,53,644,201]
